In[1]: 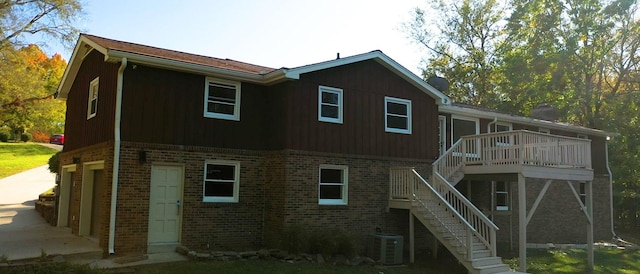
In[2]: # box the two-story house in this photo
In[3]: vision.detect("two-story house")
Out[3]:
[54,34,614,273]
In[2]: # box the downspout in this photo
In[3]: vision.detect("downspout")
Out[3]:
[487,117,498,221]
[487,117,498,133]
[605,136,617,238]
[109,57,127,254]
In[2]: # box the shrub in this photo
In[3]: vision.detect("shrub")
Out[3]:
[20,132,32,142]
[31,131,50,143]
[0,131,8,142]
[48,152,60,174]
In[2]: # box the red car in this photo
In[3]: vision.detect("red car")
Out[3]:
[50,134,64,145]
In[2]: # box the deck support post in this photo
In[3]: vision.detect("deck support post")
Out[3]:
[410,211,415,263]
[586,180,594,271]
[518,173,527,272]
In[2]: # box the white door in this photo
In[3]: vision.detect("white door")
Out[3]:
[148,165,183,243]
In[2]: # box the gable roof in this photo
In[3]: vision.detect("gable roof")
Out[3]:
[56,34,451,104]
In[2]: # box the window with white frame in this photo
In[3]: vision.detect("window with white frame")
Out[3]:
[203,160,240,203]
[318,86,343,123]
[319,165,348,205]
[495,181,509,211]
[579,182,586,205]
[204,78,241,121]
[490,122,513,146]
[87,77,99,119]
[384,97,412,134]
[451,116,479,155]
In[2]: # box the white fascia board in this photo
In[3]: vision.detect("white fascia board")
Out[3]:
[56,36,110,99]
[106,50,267,84]
[439,104,615,137]
[284,51,451,105]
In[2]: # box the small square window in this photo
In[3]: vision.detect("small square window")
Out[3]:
[203,160,240,203]
[87,77,99,119]
[318,86,343,124]
[319,165,348,205]
[385,97,412,134]
[204,78,241,121]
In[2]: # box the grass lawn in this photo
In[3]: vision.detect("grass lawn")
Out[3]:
[0,142,57,179]
[504,248,640,273]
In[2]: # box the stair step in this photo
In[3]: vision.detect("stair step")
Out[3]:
[475,263,511,274]
[471,256,504,267]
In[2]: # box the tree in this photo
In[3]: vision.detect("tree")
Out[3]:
[0,0,83,50]
[0,44,66,136]
[404,0,509,109]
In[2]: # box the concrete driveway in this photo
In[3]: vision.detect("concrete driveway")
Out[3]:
[0,164,101,261]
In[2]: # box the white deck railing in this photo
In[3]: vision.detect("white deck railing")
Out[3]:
[389,167,498,259]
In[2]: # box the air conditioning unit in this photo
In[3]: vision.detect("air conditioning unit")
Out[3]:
[371,233,403,265]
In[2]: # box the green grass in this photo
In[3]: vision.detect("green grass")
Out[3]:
[0,142,57,178]
[504,248,640,273]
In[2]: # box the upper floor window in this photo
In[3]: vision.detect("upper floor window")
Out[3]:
[318,86,343,124]
[384,97,412,134]
[87,77,99,119]
[319,164,348,205]
[203,160,240,203]
[204,78,241,121]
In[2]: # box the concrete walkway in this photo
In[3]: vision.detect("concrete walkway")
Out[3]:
[0,165,101,261]
[0,163,186,268]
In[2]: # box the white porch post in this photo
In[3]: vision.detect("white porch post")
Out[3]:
[410,211,415,263]
[586,180,594,270]
[518,173,527,272]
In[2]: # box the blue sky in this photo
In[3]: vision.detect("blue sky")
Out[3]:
[39,0,429,75]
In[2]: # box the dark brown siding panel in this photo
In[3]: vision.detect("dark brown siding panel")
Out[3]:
[284,60,439,160]
[63,50,119,151]
[121,65,269,150]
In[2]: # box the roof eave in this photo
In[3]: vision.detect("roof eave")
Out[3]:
[283,51,451,105]
[106,50,267,84]
[439,104,616,137]
[56,35,110,100]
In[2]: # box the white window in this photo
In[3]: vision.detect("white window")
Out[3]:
[579,182,586,205]
[495,181,509,211]
[203,160,240,203]
[490,122,513,146]
[87,77,99,119]
[384,97,412,134]
[318,86,343,123]
[319,165,348,205]
[204,78,241,121]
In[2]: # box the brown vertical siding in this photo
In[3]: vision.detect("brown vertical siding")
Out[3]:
[284,60,439,160]
[120,64,269,150]
[62,51,119,151]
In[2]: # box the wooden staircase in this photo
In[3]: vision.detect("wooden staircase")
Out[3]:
[390,131,592,273]
[391,168,510,274]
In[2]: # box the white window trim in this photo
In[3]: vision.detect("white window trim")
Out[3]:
[492,122,513,146]
[318,164,348,205]
[384,96,412,134]
[318,86,343,124]
[87,77,99,120]
[203,160,240,203]
[203,77,241,121]
[494,181,509,211]
[438,115,447,156]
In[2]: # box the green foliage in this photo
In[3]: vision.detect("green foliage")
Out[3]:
[277,224,359,258]
[20,132,31,142]
[48,151,60,174]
